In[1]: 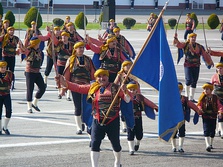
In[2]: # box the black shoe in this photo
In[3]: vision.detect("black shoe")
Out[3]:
[32,104,41,112]
[122,128,127,133]
[82,124,85,131]
[206,146,211,152]
[134,145,139,151]
[129,151,134,155]
[3,127,10,135]
[218,131,221,137]
[44,84,47,88]
[172,148,177,152]
[66,97,71,101]
[210,145,214,149]
[190,99,198,103]
[27,109,33,113]
[58,95,62,99]
[76,130,82,135]
[178,148,184,153]
[221,136,223,139]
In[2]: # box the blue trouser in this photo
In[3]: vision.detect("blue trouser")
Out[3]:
[25,72,46,101]
[184,66,200,88]
[71,91,82,116]
[202,118,216,137]
[3,56,15,73]
[91,117,121,152]
[184,29,193,40]
[127,117,143,141]
[44,56,54,76]
[0,94,12,119]
[173,123,185,138]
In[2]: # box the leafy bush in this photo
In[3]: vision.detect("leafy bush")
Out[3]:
[4,10,15,26]
[123,17,136,29]
[0,3,3,18]
[168,18,177,29]
[53,18,64,27]
[75,12,88,29]
[207,13,220,29]
[24,7,42,28]
[191,13,198,28]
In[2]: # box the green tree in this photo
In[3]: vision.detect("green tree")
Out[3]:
[53,18,64,27]
[191,13,198,28]
[4,10,15,26]
[123,17,136,29]
[75,12,88,29]
[168,18,177,29]
[207,13,220,29]
[24,7,43,28]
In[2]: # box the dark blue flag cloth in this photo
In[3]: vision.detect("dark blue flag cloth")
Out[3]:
[193,112,199,125]
[144,105,156,120]
[82,94,93,128]
[131,18,184,142]
[177,48,184,64]
[92,53,101,69]
[120,99,135,129]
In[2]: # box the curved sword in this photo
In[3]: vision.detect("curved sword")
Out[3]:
[175,10,184,34]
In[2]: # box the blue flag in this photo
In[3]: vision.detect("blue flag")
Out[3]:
[132,18,184,142]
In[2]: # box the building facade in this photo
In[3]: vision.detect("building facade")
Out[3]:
[0,0,222,10]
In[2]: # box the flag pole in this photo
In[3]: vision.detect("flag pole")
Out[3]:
[100,0,170,125]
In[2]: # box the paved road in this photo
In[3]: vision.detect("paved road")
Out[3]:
[1,9,223,167]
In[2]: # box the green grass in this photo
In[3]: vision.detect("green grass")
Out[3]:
[13,22,220,31]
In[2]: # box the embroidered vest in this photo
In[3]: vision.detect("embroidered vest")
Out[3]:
[58,42,72,62]
[3,36,19,55]
[70,55,92,84]
[201,95,218,119]
[26,48,42,69]
[100,48,121,73]
[0,71,12,94]
[184,42,201,66]
[92,83,120,125]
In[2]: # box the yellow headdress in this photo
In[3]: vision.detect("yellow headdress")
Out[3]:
[54,26,60,31]
[198,82,214,104]
[61,32,70,37]
[127,81,138,90]
[69,41,85,72]
[3,19,10,24]
[73,41,85,49]
[188,33,197,39]
[87,69,109,100]
[66,22,74,27]
[113,27,120,33]
[178,82,183,90]
[28,37,41,48]
[94,68,109,78]
[118,60,132,74]
[7,26,14,32]
[101,36,117,52]
[216,62,223,68]
[2,27,14,48]
[202,82,213,91]
[121,60,132,68]
[31,21,36,25]
[0,61,7,68]
[109,19,115,22]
